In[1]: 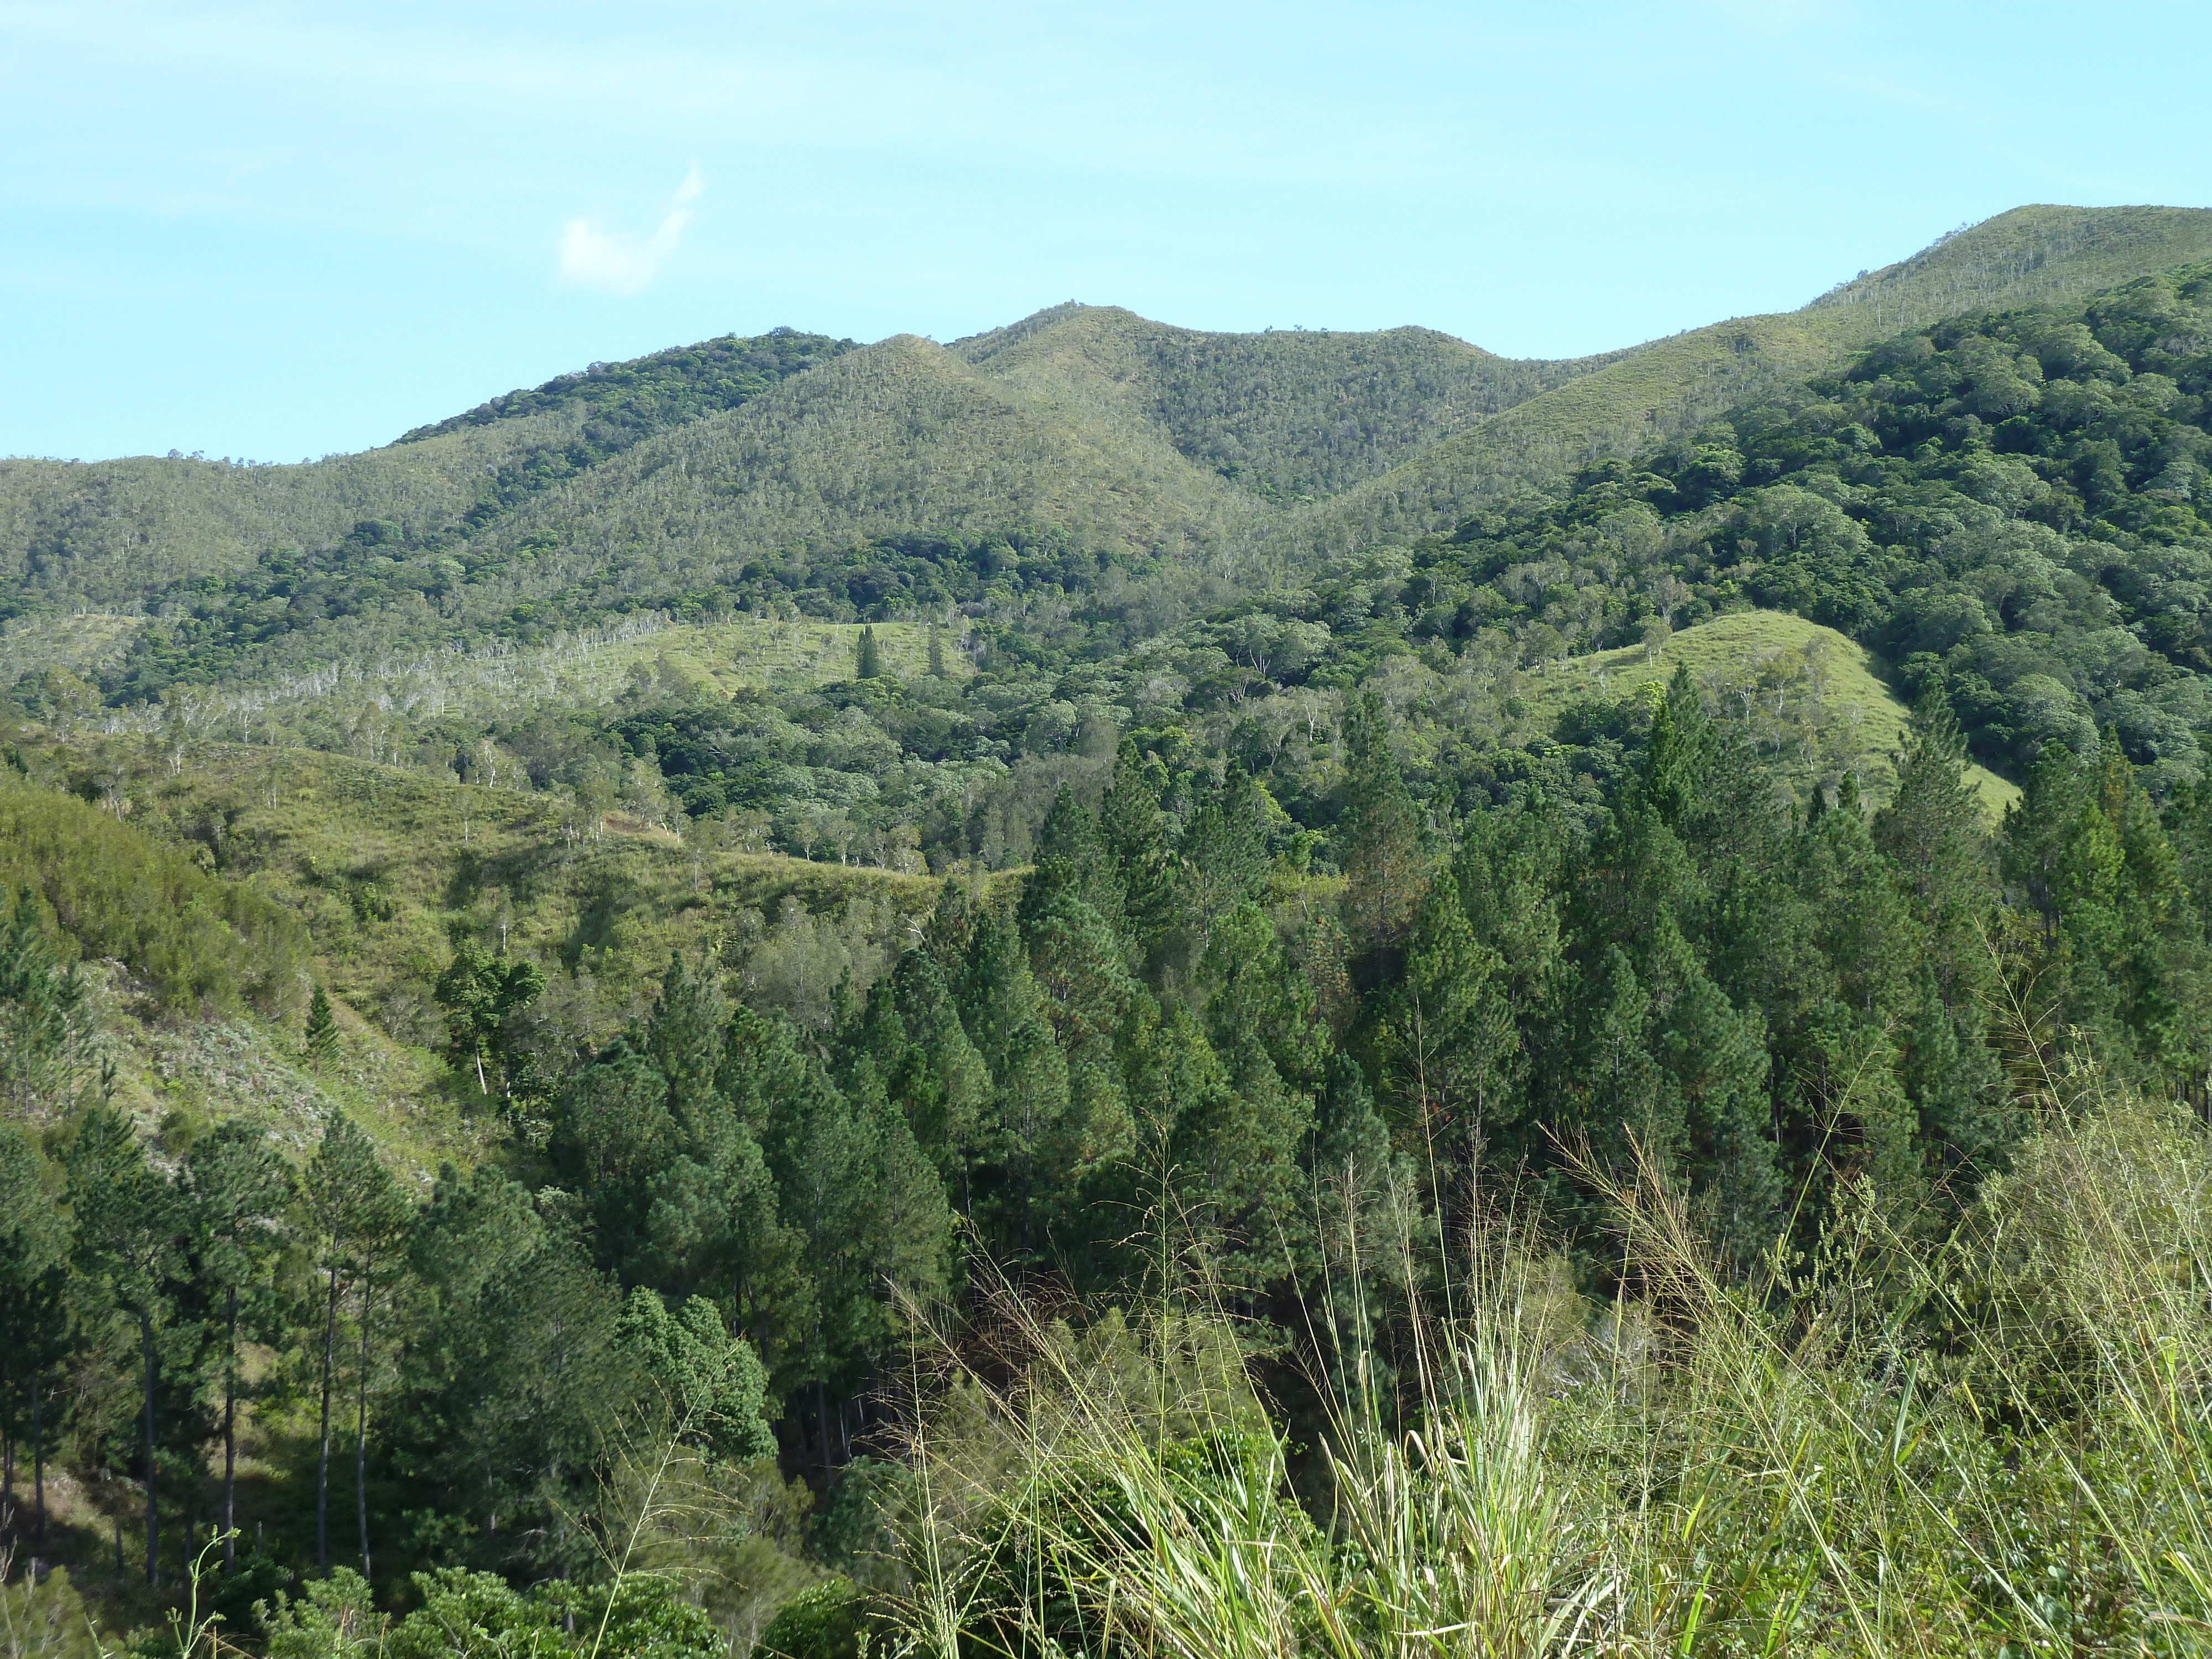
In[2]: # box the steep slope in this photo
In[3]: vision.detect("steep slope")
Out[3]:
[0,411,582,609]
[0,329,852,618]
[444,333,1257,613]
[956,304,1635,503]
[1522,610,2020,819]
[1267,205,2212,567]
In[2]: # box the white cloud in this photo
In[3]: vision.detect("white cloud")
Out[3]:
[557,165,704,295]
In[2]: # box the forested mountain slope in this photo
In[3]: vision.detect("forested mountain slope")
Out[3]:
[0,330,855,619]
[15,205,2208,682]
[951,303,1635,502]
[1269,204,2212,567]
[11,207,2212,1656]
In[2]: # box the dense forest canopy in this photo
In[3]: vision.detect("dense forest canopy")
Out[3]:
[6,212,2212,1657]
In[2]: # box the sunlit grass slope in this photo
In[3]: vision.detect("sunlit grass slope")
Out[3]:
[125,744,943,1034]
[1527,609,2020,818]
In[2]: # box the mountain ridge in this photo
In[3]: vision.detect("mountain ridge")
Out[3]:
[6,203,2211,680]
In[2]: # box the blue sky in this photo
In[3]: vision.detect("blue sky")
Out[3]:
[3,1,2206,462]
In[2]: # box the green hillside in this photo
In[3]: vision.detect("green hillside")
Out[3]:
[1269,204,2212,566]
[12,208,2212,1655]
[1522,609,2020,818]
[0,328,852,621]
[6,205,2208,716]
[953,303,1636,503]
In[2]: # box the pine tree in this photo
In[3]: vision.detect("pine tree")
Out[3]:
[1180,769,1271,947]
[957,905,1073,1256]
[927,618,947,679]
[1382,874,1522,1177]
[1871,696,2011,1175]
[298,1113,406,1573]
[0,1126,70,1546]
[1099,739,1177,965]
[1640,666,1716,833]
[614,1287,776,1464]
[855,625,883,680]
[0,885,90,1116]
[1019,783,1110,937]
[305,984,338,1062]
[184,1121,291,1571]
[63,1107,184,1585]
[887,946,992,1198]
[1338,693,1428,978]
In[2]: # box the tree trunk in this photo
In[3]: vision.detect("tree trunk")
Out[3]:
[317,1254,340,1570]
[816,1376,833,1481]
[32,1368,45,1540]
[222,1286,238,1572]
[356,1280,372,1578]
[140,1313,158,1587]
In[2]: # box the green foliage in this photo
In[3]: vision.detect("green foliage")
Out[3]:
[259,1564,723,1659]
[19,208,2212,1647]
[750,1577,862,1659]
[614,1287,776,1465]
[0,1566,102,1659]
[433,943,546,1100]
[305,983,338,1061]
[0,883,91,1115]
[1393,259,2212,794]
[0,774,307,1016]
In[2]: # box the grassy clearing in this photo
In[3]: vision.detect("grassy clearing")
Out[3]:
[128,743,945,1030]
[1525,608,2020,819]
[887,1061,2212,1656]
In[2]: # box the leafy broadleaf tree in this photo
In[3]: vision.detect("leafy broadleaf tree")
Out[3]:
[434,942,547,1100]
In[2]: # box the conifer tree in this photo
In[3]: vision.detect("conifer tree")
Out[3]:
[1383,874,1521,1183]
[305,983,338,1062]
[854,625,882,680]
[1180,769,1270,948]
[957,905,1073,1255]
[299,1112,405,1572]
[613,1286,775,1464]
[886,946,992,1199]
[184,1120,291,1571]
[0,885,90,1116]
[0,1126,69,1545]
[1872,695,2010,1172]
[1099,739,1177,965]
[1338,693,1428,978]
[63,1107,183,1585]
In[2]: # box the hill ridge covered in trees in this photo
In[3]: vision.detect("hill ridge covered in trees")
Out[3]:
[9,205,2212,1655]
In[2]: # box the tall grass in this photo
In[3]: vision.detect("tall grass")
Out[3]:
[883,1067,2212,1656]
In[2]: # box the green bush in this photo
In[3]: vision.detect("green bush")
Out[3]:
[0,776,306,1016]
[750,1578,862,1659]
